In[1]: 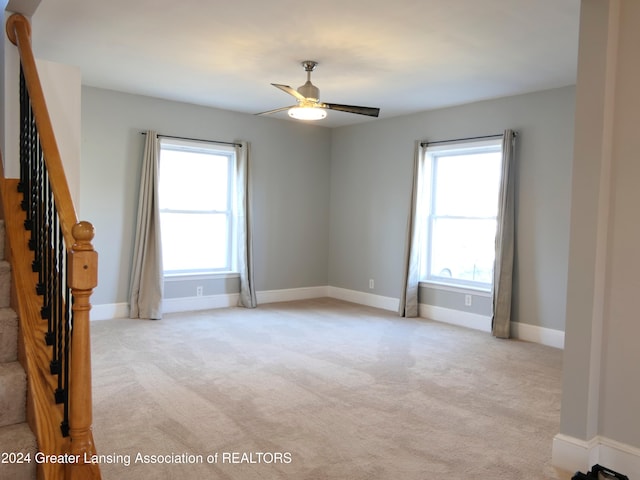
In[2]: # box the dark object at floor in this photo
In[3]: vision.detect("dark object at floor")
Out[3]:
[572,464,629,480]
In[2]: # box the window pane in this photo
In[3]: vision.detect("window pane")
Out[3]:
[429,218,496,285]
[160,212,229,272]
[433,152,501,217]
[159,149,229,211]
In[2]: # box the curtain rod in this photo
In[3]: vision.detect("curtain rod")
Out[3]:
[140,131,242,148]
[420,132,516,148]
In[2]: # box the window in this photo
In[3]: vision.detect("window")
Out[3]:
[420,138,502,291]
[158,138,237,276]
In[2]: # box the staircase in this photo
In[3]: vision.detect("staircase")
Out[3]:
[0,218,37,479]
[1,12,101,480]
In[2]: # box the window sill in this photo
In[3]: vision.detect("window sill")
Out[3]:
[164,272,240,282]
[419,280,492,297]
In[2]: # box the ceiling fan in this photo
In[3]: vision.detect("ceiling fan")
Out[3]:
[256,60,380,121]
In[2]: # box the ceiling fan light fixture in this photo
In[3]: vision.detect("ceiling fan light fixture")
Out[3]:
[288,106,327,121]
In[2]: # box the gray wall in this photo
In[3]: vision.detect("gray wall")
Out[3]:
[81,85,575,335]
[80,87,331,306]
[329,86,575,331]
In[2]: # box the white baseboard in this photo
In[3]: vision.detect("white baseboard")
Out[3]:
[163,293,239,314]
[418,304,565,348]
[257,286,329,304]
[91,286,330,320]
[511,321,565,349]
[419,303,492,332]
[327,286,399,312]
[553,433,640,476]
[91,302,129,321]
[598,437,640,476]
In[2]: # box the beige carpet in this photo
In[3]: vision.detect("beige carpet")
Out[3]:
[90,298,572,479]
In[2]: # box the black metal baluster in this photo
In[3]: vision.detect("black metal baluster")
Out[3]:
[60,276,71,438]
[25,104,38,233]
[43,170,55,345]
[54,221,66,402]
[31,140,43,272]
[18,67,27,195]
[35,167,47,295]
[50,212,60,376]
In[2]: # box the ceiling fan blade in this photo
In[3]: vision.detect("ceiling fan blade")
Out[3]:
[271,83,307,102]
[322,103,380,117]
[255,105,297,116]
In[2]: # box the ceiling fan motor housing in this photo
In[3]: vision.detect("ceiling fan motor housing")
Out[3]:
[297,81,320,102]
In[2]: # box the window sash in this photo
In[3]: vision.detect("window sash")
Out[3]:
[159,139,236,276]
[421,138,502,291]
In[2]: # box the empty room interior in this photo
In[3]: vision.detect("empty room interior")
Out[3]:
[1,0,639,479]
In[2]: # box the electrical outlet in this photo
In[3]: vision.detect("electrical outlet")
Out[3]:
[464,294,472,306]
[196,286,203,297]
[369,279,375,289]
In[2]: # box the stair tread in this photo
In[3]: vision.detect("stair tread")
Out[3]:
[0,422,37,451]
[0,306,18,317]
[0,362,27,428]
[0,222,36,479]
[0,259,10,309]
[0,307,19,363]
[0,422,37,480]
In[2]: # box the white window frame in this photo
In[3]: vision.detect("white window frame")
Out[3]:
[419,138,502,292]
[158,138,237,277]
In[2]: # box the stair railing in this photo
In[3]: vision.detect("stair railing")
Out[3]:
[5,13,101,480]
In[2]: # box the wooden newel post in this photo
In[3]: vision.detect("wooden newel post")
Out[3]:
[66,221,101,480]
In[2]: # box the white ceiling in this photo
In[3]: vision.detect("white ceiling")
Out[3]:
[18,0,580,127]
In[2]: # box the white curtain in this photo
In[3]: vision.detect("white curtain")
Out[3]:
[235,141,257,308]
[491,130,517,338]
[399,142,429,317]
[129,131,164,319]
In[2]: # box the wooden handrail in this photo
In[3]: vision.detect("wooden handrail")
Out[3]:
[5,13,78,246]
[4,13,101,480]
